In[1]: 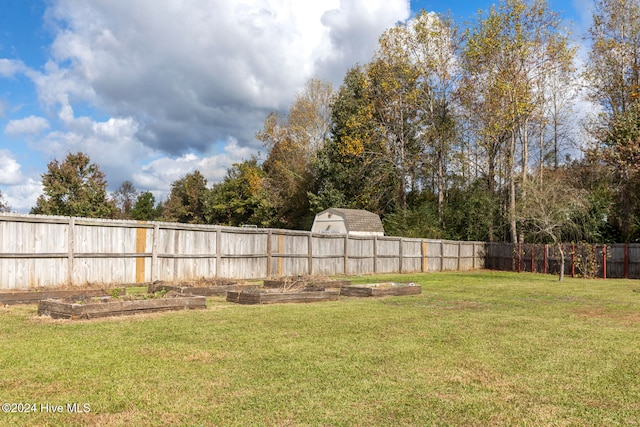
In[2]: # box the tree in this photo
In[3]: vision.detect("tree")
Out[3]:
[31,152,117,218]
[517,170,589,281]
[162,170,209,224]
[411,11,460,225]
[130,191,163,221]
[0,191,10,213]
[206,158,274,227]
[113,180,138,219]
[258,78,334,229]
[313,66,397,215]
[585,0,640,116]
[461,0,575,242]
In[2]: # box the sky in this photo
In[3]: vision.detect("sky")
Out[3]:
[0,0,593,213]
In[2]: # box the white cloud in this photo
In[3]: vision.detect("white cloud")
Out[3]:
[32,106,154,188]
[0,59,26,77]
[133,137,255,200]
[4,115,51,137]
[0,178,42,213]
[0,150,25,185]
[39,0,411,155]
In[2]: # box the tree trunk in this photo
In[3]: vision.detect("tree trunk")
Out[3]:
[558,242,565,282]
[509,130,518,243]
[437,149,444,225]
[487,152,496,242]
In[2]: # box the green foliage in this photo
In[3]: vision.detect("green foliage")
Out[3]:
[382,196,444,238]
[31,152,118,218]
[109,288,123,299]
[130,191,163,221]
[162,170,209,224]
[444,180,502,242]
[207,158,275,227]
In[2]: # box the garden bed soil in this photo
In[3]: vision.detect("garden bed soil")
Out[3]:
[148,279,259,297]
[38,294,206,319]
[263,276,350,291]
[0,288,125,305]
[226,288,340,305]
[340,282,422,297]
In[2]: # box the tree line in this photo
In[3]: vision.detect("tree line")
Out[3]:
[4,0,639,243]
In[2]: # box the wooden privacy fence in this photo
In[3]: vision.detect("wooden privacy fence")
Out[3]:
[0,214,485,290]
[486,242,640,279]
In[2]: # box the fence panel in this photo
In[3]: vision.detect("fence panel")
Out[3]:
[376,237,401,274]
[401,239,423,273]
[347,236,375,275]
[311,234,344,276]
[219,229,268,279]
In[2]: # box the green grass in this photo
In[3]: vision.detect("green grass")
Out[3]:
[1,271,640,426]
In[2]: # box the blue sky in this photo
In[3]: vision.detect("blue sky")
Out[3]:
[0,0,592,212]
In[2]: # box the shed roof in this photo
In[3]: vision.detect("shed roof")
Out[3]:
[318,208,384,234]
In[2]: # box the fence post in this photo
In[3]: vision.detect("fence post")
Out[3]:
[215,228,222,279]
[440,241,444,272]
[422,240,428,272]
[531,244,535,273]
[135,224,147,283]
[307,233,313,276]
[398,238,404,273]
[543,244,548,274]
[373,235,378,274]
[517,243,522,273]
[266,230,272,279]
[571,243,575,278]
[67,217,75,286]
[624,243,629,279]
[602,244,607,279]
[278,233,284,277]
[472,242,477,270]
[344,234,349,276]
[152,223,159,282]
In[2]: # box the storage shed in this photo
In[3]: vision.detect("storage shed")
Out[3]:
[311,208,384,236]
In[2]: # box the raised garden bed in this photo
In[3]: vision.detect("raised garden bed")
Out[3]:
[0,288,124,305]
[340,282,422,297]
[148,279,259,297]
[263,276,350,291]
[38,294,206,319]
[226,288,340,305]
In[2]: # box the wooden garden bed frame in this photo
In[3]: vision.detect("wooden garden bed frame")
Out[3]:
[38,295,206,319]
[226,289,340,305]
[0,288,124,305]
[340,283,422,297]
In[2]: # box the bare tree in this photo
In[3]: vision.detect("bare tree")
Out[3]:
[517,170,588,281]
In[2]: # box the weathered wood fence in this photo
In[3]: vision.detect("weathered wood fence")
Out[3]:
[486,242,640,279]
[0,214,485,289]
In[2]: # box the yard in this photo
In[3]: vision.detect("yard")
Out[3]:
[1,271,639,426]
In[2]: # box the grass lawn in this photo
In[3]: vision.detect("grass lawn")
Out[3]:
[1,271,639,426]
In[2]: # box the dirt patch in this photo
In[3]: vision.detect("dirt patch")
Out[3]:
[573,307,640,324]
